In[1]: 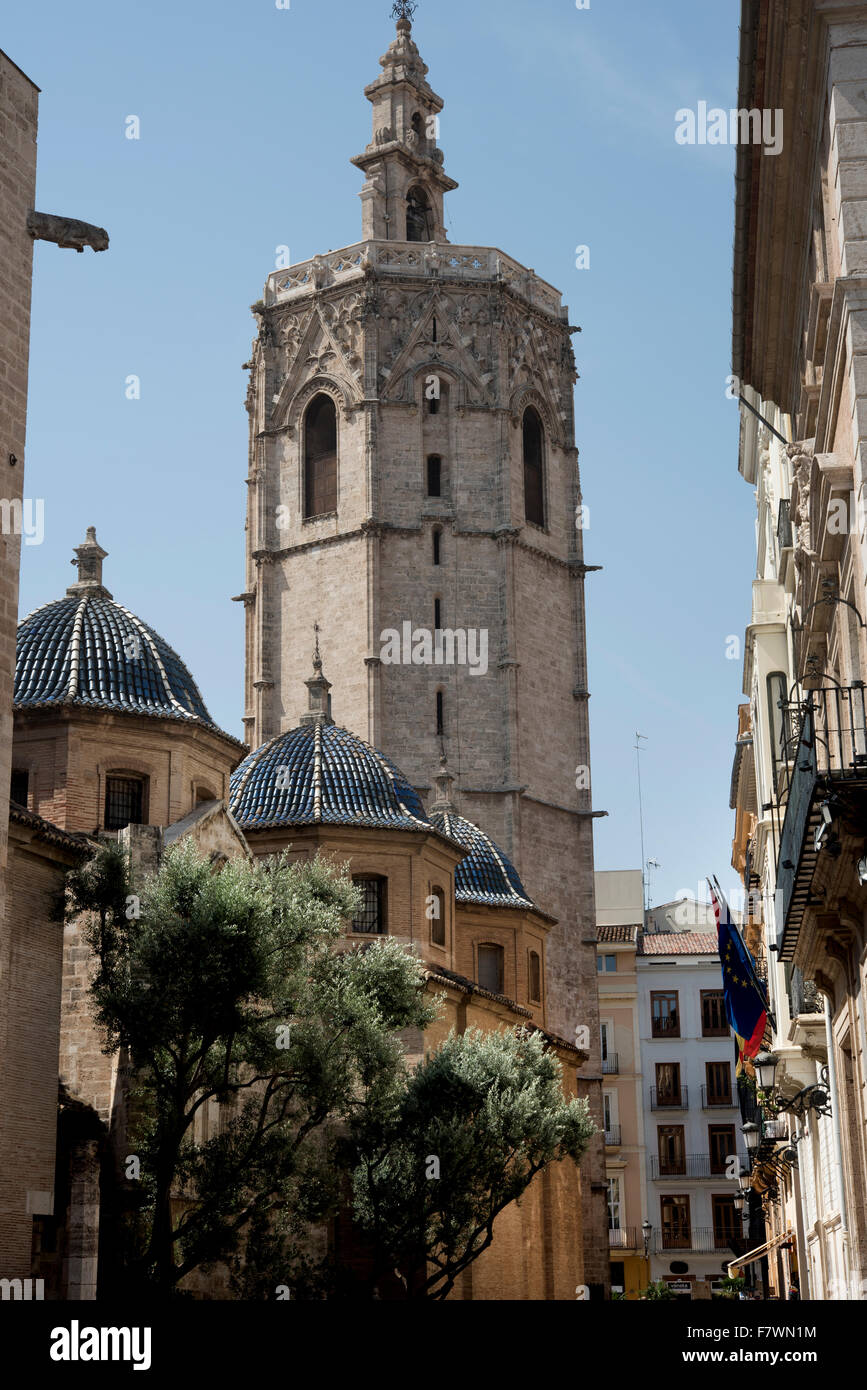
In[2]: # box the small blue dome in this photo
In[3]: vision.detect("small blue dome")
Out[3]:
[15,593,217,729]
[229,721,434,832]
[428,810,535,909]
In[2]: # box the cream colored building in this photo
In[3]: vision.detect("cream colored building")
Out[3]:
[728,0,867,1298]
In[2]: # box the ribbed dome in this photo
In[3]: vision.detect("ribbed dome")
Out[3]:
[229,721,434,832]
[15,593,217,729]
[428,810,535,909]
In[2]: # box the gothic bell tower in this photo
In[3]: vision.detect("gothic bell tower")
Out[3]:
[239,7,608,1293]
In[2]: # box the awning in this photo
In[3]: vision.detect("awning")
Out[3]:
[727,1230,794,1274]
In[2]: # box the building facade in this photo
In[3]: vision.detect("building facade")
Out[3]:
[238,11,608,1286]
[637,916,748,1299]
[595,870,649,1299]
[729,0,867,1298]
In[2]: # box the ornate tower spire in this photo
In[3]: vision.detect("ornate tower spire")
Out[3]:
[351,9,457,242]
[429,752,457,813]
[300,624,334,726]
[67,526,112,599]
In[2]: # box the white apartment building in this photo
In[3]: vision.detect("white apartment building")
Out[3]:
[637,911,749,1299]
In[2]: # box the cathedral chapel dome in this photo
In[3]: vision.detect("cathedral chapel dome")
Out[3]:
[14,528,220,732]
[229,721,434,833]
[428,808,536,910]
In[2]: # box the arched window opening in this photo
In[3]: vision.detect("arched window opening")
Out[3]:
[478,943,504,995]
[430,886,446,947]
[523,406,545,527]
[529,950,542,1003]
[427,456,442,497]
[105,774,147,832]
[406,185,433,242]
[436,690,445,736]
[351,876,387,936]
[432,528,442,566]
[412,112,424,137]
[303,393,338,520]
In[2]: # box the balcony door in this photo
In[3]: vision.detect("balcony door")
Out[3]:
[656,1062,681,1105]
[709,1124,736,1175]
[712,1195,739,1249]
[661,1195,691,1249]
[658,1125,685,1176]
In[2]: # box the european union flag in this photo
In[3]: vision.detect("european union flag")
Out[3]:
[708,879,769,1058]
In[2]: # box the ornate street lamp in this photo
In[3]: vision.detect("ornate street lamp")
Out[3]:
[642,1220,652,1257]
[754,1051,780,1092]
[743,1121,762,1156]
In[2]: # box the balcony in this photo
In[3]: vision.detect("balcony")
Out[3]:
[701,1086,735,1110]
[651,1154,738,1180]
[650,1086,688,1110]
[608,1226,639,1252]
[601,1054,619,1075]
[604,1126,622,1147]
[653,1227,740,1255]
[774,686,867,961]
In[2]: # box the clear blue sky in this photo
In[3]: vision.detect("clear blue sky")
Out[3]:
[6,0,752,907]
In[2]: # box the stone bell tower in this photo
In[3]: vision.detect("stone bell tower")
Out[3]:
[239,7,608,1292]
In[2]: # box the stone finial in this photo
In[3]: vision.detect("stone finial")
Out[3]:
[67,526,113,599]
[429,753,457,812]
[300,624,334,725]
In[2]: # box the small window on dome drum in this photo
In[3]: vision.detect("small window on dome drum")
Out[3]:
[529,950,542,1003]
[478,943,504,995]
[105,776,145,832]
[430,886,446,947]
[352,876,387,935]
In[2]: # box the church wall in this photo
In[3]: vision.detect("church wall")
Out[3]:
[0,825,81,1281]
[0,52,38,954]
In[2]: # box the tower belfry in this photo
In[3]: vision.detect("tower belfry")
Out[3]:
[351,7,457,242]
[240,18,606,1285]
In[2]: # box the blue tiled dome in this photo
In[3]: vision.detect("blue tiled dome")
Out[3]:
[229,721,434,832]
[15,593,218,729]
[428,810,535,909]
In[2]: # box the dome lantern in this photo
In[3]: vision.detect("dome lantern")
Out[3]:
[67,526,111,600]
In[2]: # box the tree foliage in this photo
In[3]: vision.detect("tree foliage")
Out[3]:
[66,841,435,1298]
[350,1025,595,1299]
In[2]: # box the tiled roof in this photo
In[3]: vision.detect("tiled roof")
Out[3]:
[15,594,222,733]
[428,809,536,910]
[597,924,639,944]
[638,932,719,957]
[8,801,92,856]
[229,722,434,832]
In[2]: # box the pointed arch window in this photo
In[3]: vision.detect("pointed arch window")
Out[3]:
[304,393,338,519]
[406,186,433,242]
[523,406,546,527]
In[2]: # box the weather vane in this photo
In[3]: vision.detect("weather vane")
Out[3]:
[391,1,418,22]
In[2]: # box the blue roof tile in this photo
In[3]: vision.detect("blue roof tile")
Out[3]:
[428,810,535,909]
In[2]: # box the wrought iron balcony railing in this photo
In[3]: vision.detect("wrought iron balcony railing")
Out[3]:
[650,1086,688,1110]
[777,498,793,552]
[701,1086,735,1109]
[773,685,867,960]
[608,1226,639,1251]
[604,1126,622,1147]
[653,1227,740,1254]
[651,1154,740,1180]
[601,1054,619,1075]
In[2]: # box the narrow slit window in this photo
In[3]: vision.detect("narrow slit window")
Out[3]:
[427,456,442,497]
[436,691,445,736]
[432,529,442,566]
